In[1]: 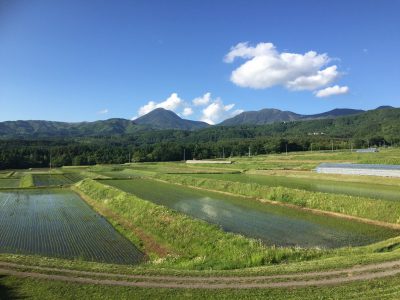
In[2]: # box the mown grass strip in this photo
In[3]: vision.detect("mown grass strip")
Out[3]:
[155,174,400,225]
[74,179,323,270]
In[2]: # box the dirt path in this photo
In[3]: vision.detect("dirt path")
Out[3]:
[0,260,399,289]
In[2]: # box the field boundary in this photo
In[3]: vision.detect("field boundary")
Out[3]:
[0,260,400,289]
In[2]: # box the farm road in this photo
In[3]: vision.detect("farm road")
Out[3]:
[0,260,400,289]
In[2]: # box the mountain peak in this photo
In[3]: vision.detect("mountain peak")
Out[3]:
[134,108,209,130]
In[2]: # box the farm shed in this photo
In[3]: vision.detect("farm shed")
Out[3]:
[316,163,400,178]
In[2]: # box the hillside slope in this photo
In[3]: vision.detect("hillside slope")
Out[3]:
[133,108,209,130]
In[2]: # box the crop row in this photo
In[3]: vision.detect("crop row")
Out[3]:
[0,190,144,264]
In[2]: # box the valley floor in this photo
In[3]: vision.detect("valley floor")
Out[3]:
[1,148,400,299]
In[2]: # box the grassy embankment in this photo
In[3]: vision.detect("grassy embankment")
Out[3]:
[74,179,323,270]
[154,174,400,226]
[19,174,34,188]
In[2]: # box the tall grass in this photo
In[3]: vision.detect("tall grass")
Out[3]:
[75,179,323,270]
[156,174,400,224]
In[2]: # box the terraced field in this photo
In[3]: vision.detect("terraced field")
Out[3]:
[0,178,20,188]
[104,178,399,248]
[1,149,400,299]
[0,189,144,264]
[32,173,84,186]
[184,173,400,201]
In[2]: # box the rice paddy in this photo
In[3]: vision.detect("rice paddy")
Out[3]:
[183,173,400,201]
[32,173,84,187]
[0,189,144,264]
[0,179,20,188]
[104,178,399,248]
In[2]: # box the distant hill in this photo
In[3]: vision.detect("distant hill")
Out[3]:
[220,107,365,126]
[303,108,365,119]
[219,109,301,126]
[375,105,395,110]
[133,108,209,130]
[0,108,209,138]
[0,118,139,138]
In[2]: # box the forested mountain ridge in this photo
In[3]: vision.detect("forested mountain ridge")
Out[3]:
[0,118,140,138]
[0,106,397,139]
[220,108,366,126]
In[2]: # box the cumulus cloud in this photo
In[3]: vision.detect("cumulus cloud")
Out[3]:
[138,93,184,116]
[182,107,193,117]
[314,85,349,98]
[97,109,109,114]
[200,99,243,125]
[134,92,242,124]
[224,42,343,92]
[192,92,211,106]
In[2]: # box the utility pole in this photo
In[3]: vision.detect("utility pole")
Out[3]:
[183,148,186,161]
[49,151,52,171]
[128,152,131,164]
[285,143,288,156]
[248,146,251,157]
[331,140,334,152]
[310,143,313,152]
[222,147,225,159]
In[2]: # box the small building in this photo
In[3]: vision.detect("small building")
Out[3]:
[356,148,379,153]
[316,163,400,178]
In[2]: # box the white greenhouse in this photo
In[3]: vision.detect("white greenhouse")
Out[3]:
[316,163,400,178]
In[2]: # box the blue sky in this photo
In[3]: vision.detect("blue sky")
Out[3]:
[0,0,399,123]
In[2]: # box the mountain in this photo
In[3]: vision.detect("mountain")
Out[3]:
[304,108,365,119]
[133,108,209,130]
[0,118,139,138]
[375,105,395,110]
[220,108,365,126]
[0,106,396,139]
[219,109,301,126]
[0,108,209,138]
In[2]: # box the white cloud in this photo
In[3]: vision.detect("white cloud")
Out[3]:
[286,66,339,91]
[200,99,243,125]
[314,85,349,98]
[138,93,184,116]
[182,107,193,117]
[134,92,242,124]
[192,92,211,106]
[97,109,109,114]
[225,42,343,92]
